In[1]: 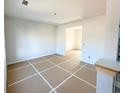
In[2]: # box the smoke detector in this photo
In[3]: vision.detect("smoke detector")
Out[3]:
[22,0,29,6]
[54,13,57,15]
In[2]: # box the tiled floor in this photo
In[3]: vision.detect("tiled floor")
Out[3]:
[7,50,96,93]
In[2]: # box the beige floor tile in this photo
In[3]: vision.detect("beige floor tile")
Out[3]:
[7,75,51,93]
[79,61,87,66]
[63,55,74,59]
[7,61,29,71]
[56,76,96,93]
[64,50,79,58]
[44,55,57,59]
[7,51,97,93]
[68,58,86,66]
[60,57,70,61]
[29,57,48,64]
[50,91,56,93]
[33,61,54,72]
[85,64,96,71]
[30,59,50,65]
[48,57,65,64]
[59,61,81,73]
[64,53,79,59]
[41,67,71,88]
[50,91,57,93]
[7,66,36,85]
[53,54,68,61]
[75,67,96,86]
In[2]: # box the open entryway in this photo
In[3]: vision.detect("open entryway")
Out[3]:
[64,26,83,59]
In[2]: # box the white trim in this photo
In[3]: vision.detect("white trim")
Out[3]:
[45,55,64,60]
[8,60,49,73]
[29,60,49,65]
[8,64,30,72]
[7,53,56,65]
[80,58,95,65]
[7,52,70,65]
[53,55,67,60]
[7,59,28,65]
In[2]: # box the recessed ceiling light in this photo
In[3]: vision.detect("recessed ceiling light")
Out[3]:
[22,0,29,6]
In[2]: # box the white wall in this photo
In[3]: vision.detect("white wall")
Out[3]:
[56,20,83,55]
[65,27,82,51]
[75,29,82,49]
[0,4,6,92]
[5,16,57,64]
[104,0,120,61]
[56,15,106,64]
[65,28,76,51]
[82,15,106,64]
[56,26,65,55]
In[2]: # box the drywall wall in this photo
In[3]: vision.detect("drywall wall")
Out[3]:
[65,27,82,51]
[75,29,82,49]
[104,0,120,61]
[56,15,106,64]
[82,15,106,64]
[56,21,83,55]
[5,16,57,64]
[65,28,76,51]
[56,26,65,55]
[0,9,5,92]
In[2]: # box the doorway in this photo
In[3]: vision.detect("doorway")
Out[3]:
[65,26,83,59]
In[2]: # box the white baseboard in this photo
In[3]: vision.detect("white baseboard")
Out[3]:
[80,57,95,65]
[7,53,56,65]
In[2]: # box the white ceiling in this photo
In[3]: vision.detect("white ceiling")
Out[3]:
[4,0,106,24]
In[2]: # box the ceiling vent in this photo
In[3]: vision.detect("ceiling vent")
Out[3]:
[22,0,29,6]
